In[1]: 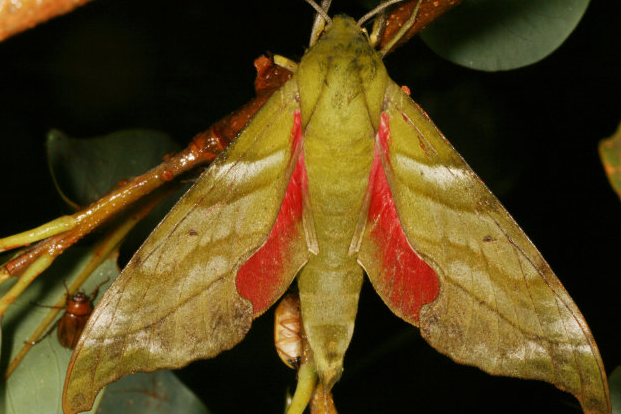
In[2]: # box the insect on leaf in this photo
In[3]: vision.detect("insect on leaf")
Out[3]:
[1,249,117,414]
[64,13,609,414]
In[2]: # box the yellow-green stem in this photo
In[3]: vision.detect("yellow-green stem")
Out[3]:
[3,187,171,378]
[0,216,77,253]
[0,267,10,284]
[0,254,54,317]
[286,362,318,414]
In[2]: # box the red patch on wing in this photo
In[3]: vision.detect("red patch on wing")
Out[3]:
[368,113,439,323]
[236,111,307,316]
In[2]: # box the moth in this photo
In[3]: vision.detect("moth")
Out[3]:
[63,5,610,414]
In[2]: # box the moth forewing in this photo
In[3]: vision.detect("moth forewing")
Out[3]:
[63,80,310,413]
[358,81,610,414]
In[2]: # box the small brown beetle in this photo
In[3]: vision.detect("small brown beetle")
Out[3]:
[56,290,95,348]
[32,279,107,349]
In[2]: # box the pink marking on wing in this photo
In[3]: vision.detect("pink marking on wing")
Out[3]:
[368,113,439,323]
[236,111,307,316]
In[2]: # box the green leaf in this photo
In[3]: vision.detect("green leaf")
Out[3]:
[0,249,118,414]
[599,120,621,201]
[420,0,590,71]
[47,129,179,207]
[97,370,209,414]
[610,366,621,414]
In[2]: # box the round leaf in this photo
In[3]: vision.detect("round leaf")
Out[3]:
[0,249,118,414]
[420,0,590,71]
[47,129,179,207]
[97,370,209,414]
[610,366,621,414]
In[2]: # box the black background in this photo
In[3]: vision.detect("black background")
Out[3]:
[1,1,620,413]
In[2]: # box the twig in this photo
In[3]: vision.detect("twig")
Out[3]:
[0,0,95,42]
[4,184,174,378]
[376,0,463,54]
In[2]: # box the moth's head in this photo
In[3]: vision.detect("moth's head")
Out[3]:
[296,7,389,131]
[305,0,410,50]
[314,15,367,46]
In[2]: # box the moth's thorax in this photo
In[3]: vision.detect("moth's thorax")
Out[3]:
[295,15,388,134]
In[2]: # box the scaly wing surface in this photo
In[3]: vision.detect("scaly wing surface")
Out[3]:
[64,80,311,414]
[357,81,609,414]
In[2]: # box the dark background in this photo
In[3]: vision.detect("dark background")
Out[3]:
[1,1,620,413]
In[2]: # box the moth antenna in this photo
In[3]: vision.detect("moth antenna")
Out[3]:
[378,0,424,56]
[306,0,332,46]
[357,0,407,28]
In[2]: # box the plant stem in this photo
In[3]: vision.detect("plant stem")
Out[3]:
[0,216,77,253]
[286,362,318,414]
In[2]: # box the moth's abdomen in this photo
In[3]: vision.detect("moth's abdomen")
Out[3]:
[297,136,371,387]
[298,258,363,388]
[297,85,374,391]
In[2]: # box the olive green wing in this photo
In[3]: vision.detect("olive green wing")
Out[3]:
[357,81,609,414]
[63,79,311,414]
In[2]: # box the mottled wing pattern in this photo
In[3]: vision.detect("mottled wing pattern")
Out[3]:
[359,81,609,414]
[64,80,310,414]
